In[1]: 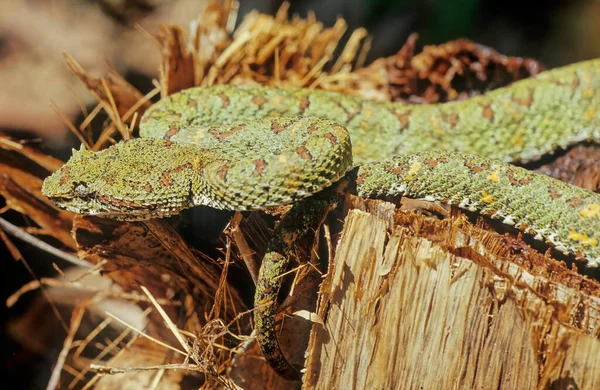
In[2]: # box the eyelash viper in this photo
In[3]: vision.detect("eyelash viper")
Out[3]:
[41,58,600,380]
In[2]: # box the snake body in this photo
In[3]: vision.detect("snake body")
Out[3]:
[42,58,600,379]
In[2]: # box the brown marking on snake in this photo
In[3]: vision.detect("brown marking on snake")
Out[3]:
[567,197,585,208]
[98,194,143,210]
[253,159,267,176]
[59,167,71,185]
[442,112,460,128]
[160,164,191,187]
[307,123,317,134]
[144,183,153,193]
[507,170,533,186]
[252,96,266,108]
[218,93,231,108]
[160,172,174,187]
[299,96,310,113]
[295,146,313,160]
[549,186,562,200]
[385,164,410,176]
[209,124,245,141]
[104,174,116,185]
[392,110,411,130]
[356,173,368,186]
[424,157,448,168]
[164,124,181,140]
[572,74,580,90]
[513,88,534,107]
[217,166,230,182]
[332,123,347,132]
[482,104,494,121]
[271,121,285,134]
[164,140,175,148]
[324,132,337,145]
[464,160,489,174]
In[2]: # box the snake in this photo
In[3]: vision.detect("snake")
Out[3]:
[41,58,600,380]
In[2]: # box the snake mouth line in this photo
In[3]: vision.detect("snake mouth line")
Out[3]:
[48,194,188,221]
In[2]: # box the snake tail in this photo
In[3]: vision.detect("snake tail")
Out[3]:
[254,182,346,380]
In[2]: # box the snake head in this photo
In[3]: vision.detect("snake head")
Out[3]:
[42,138,205,220]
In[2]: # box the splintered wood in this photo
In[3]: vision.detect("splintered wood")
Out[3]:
[304,202,600,389]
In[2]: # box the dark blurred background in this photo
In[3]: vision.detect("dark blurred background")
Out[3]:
[1,0,599,388]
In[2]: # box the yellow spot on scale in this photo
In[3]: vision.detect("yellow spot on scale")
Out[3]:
[277,155,289,164]
[487,171,499,183]
[584,108,597,121]
[360,121,368,130]
[192,156,201,170]
[354,141,367,155]
[582,89,594,98]
[568,231,599,247]
[406,161,421,180]
[511,113,522,121]
[364,108,373,120]
[510,128,525,148]
[580,203,600,218]
[480,191,495,204]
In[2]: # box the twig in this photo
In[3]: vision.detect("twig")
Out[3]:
[0,217,91,268]
[46,303,87,390]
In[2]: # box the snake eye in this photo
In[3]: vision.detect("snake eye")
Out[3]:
[74,183,92,197]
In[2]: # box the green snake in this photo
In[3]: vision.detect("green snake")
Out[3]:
[42,58,600,380]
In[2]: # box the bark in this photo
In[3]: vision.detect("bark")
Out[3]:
[303,196,600,389]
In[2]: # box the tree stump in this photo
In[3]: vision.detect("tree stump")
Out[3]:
[303,196,600,389]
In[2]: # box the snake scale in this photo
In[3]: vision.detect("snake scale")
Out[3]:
[42,58,600,380]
